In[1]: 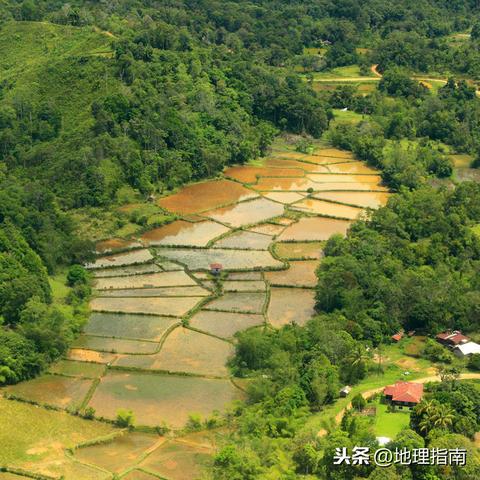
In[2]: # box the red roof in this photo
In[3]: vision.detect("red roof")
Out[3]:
[210,263,223,269]
[436,331,469,345]
[391,333,403,342]
[384,381,424,404]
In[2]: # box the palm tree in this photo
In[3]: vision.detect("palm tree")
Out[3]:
[418,402,454,434]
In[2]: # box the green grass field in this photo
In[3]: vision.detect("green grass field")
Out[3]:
[0,397,114,467]
[331,109,366,125]
[373,402,411,439]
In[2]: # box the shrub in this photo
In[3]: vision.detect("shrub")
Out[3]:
[83,407,96,419]
[352,393,366,411]
[115,409,135,428]
[66,265,89,287]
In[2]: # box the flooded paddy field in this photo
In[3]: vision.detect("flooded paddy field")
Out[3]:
[291,198,365,220]
[189,310,264,338]
[213,230,272,250]
[224,165,305,183]
[252,176,320,191]
[265,260,319,287]
[94,271,196,290]
[324,161,380,175]
[87,249,154,269]
[267,288,316,328]
[92,263,163,278]
[204,292,267,314]
[115,327,233,376]
[248,223,286,236]
[278,216,352,241]
[74,432,161,474]
[313,191,391,208]
[88,371,243,428]
[138,440,213,480]
[4,374,93,410]
[84,313,179,341]
[156,247,283,270]
[263,191,305,204]
[227,271,264,280]
[140,220,229,247]
[95,238,143,254]
[158,179,257,214]
[203,197,284,227]
[264,157,331,172]
[48,360,106,378]
[90,296,203,316]
[72,335,159,354]
[273,242,324,260]
[223,280,266,292]
[307,173,382,184]
[97,285,210,297]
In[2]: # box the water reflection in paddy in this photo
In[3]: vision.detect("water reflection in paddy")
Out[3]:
[204,197,284,227]
[278,216,351,241]
[158,179,257,214]
[224,165,305,183]
[141,220,229,247]
[291,198,365,220]
[267,287,316,328]
[213,230,273,250]
[313,191,390,208]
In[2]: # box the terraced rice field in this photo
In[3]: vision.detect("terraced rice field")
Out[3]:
[156,247,283,270]
[87,249,154,269]
[274,242,324,260]
[97,285,210,297]
[189,310,264,338]
[265,260,319,287]
[4,375,93,410]
[83,313,179,340]
[94,271,196,290]
[75,432,160,473]
[203,197,284,227]
[140,220,228,247]
[204,292,267,313]
[278,216,352,241]
[87,371,243,428]
[213,230,272,249]
[1,146,390,479]
[115,327,234,376]
[291,198,365,220]
[72,335,159,354]
[90,296,203,316]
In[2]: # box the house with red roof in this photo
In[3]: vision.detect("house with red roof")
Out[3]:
[435,331,470,348]
[383,381,424,409]
[391,331,404,342]
[210,263,223,275]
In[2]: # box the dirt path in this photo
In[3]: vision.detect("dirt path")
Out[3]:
[371,64,382,78]
[318,373,480,437]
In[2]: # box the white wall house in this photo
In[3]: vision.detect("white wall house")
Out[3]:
[454,342,480,358]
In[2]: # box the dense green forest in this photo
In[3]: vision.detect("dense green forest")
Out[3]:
[1,1,480,478]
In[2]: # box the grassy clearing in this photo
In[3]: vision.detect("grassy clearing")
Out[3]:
[373,402,411,438]
[331,109,366,125]
[308,65,374,79]
[0,397,114,467]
